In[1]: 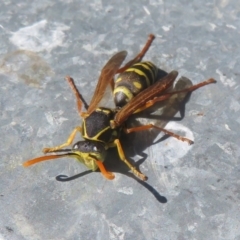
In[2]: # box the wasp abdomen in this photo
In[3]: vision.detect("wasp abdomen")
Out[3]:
[114,61,159,107]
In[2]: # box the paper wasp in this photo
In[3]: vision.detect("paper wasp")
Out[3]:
[23,34,216,181]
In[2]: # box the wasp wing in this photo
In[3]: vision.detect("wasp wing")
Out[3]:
[117,76,193,181]
[87,51,127,115]
[114,70,179,126]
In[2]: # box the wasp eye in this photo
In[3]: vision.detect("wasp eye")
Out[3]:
[73,144,79,149]
[93,146,98,152]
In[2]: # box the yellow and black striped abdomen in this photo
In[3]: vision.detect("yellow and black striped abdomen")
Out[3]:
[114,61,158,107]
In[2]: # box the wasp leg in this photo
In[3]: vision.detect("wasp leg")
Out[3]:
[114,139,148,181]
[125,124,194,144]
[116,34,155,74]
[135,78,217,113]
[43,126,82,153]
[95,160,115,180]
[65,76,89,114]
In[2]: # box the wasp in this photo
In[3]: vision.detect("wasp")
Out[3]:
[23,34,216,181]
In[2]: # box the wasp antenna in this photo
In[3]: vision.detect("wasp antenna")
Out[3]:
[23,154,69,167]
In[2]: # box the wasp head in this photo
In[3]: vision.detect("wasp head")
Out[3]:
[71,140,107,171]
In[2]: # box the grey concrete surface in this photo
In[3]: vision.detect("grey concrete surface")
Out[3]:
[0,0,239,239]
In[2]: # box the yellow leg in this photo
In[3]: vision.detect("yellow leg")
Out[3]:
[125,124,194,145]
[114,139,147,181]
[43,126,82,153]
